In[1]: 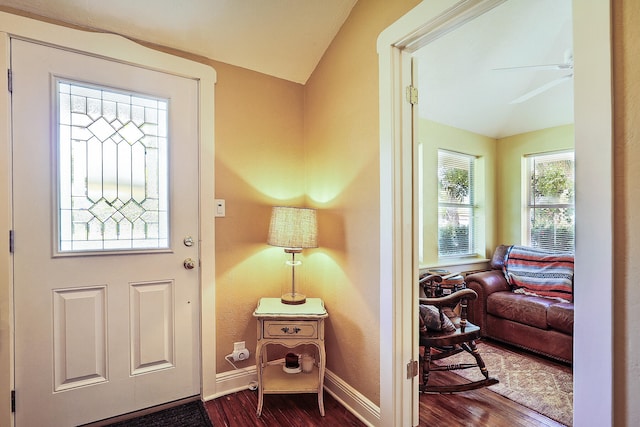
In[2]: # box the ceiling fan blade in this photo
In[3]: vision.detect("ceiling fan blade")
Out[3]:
[510,74,573,104]
[493,63,573,72]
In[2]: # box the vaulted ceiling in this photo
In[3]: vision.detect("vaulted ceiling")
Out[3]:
[0,0,573,138]
[415,0,573,138]
[0,0,357,84]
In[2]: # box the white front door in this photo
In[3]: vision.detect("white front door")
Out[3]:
[12,38,201,426]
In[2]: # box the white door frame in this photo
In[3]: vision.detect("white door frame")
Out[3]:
[0,11,217,427]
[377,1,613,426]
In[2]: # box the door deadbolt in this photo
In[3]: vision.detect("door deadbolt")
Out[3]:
[183,258,196,270]
[183,236,194,247]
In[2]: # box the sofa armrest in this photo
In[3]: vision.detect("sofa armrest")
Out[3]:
[465,270,510,335]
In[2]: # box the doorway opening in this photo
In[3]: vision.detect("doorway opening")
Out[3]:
[378,0,612,426]
[413,0,574,268]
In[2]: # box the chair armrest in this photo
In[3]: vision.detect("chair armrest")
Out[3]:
[419,288,478,307]
[465,270,510,334]
[419,288,478,329]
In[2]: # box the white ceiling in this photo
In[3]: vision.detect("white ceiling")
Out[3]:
[0,0,357,84]
[414,0,573,138]
[0,0,572,138]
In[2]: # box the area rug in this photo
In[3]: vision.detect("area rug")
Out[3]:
[434,340,573,426]
[105,401,213,427]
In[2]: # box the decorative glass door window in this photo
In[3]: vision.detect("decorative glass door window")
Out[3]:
[57,80,169,253]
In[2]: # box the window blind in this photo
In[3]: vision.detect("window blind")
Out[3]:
[438,150,475,257]
[527,151,575,252]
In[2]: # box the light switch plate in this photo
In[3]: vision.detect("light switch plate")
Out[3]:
[215,199,225,217]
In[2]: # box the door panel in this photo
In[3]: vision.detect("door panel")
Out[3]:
[52,286,108,392]
[130,280,175,375]
[12,38,200,426]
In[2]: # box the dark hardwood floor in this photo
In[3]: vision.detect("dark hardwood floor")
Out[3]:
[205,383,566,427]
[206,347,568,427]
[418,371,567,427]
[205,389,365,427]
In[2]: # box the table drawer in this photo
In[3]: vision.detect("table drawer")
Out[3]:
[263,320,318,339]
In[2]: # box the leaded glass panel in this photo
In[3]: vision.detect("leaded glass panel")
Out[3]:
[57,80,169,252]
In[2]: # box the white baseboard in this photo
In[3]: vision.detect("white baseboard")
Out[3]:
[207,365,381,426]
[205,365,257,401]
[323,369,380,427]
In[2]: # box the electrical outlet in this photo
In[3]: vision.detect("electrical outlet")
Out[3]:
[233,348,249,362]
[231,341,249,361]
[232,348,250,361]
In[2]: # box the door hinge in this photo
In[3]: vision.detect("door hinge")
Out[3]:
[11,390,15,413]
[407,359,419,379]
[406,85,418,105]
[9,230,14,253]
[7,69,12,93]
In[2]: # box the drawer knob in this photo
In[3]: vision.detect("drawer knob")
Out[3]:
[281,326,301,334]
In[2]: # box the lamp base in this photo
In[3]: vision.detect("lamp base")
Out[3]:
[281,292,306,305]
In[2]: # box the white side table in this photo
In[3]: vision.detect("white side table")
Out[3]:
[253,297,328,416]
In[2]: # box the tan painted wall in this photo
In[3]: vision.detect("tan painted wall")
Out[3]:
[3,0,640,423]
[211,61,306,372]
[496,125,575,245]
[86,40,308,375]
[0,3,308,379]
[613,1,640,425]
[0,2,413,411]
[303,0,421,405]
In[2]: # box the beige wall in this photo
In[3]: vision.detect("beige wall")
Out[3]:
[0,3,309,379]
[303,0,421,405]
[106,41,309,374]
[3,0,640,424]
[613,1,640,425]
[0,2,422,412]
[496,125,575,245]
[211,61,306,372]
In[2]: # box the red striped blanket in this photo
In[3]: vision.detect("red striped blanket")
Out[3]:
[503,245,574,302]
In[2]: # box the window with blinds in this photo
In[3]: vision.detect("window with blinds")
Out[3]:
[527,151,575,252]
[438,150,475,257]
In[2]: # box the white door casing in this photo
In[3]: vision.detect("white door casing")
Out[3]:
[378,1,613,426]
[12,38,201,426]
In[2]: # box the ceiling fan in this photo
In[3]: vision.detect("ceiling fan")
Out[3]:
[494,49,573,104]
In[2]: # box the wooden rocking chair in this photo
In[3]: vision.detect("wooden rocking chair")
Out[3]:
[419,274,499,393]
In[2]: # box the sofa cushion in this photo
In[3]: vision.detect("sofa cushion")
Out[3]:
[487,292,556,330]
[548,302,574,334]
[486,315,573,363]
[490,244,511,270]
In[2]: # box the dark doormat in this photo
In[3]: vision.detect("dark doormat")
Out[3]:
[105,401,213,427]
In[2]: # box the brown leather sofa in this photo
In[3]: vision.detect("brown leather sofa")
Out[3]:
[465,246,574,364]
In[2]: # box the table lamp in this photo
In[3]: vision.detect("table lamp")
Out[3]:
[267,206,318,304]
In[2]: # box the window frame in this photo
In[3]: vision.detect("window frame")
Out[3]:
[525,150,575,252]
[55,78,171,256]
[437,149,477,259]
